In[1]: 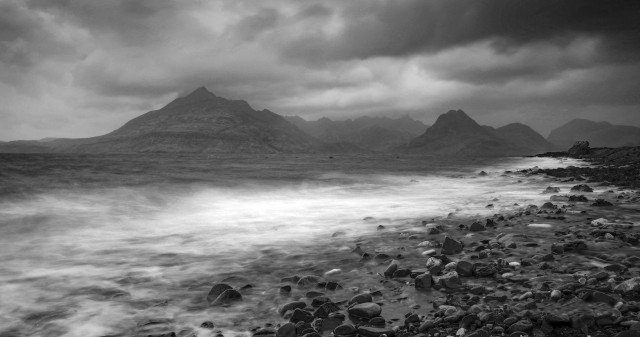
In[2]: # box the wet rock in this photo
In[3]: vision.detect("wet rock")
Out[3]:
[569,195,589,202]
[604,264,626,272]
[200,321,214,329]
[206,283,233,303]
[333,324,356,336]
[550,290,562,300]
[455,260,475,277]
[253,328,276,337]
[460,314,479,329]
[347,302,381,319]
[592,199,613,206]
[470,222,486,232]
[279,301,306,316]
[585,291,618,306]
[544,186,560,194]
[311,296,331,307]
[571,184,594,192]
[467,330,490,337]
[290,308,314,323]
[418,318,442,332]
[313,302,340,319]
[369,317,386,327]
[392,269,411,278]
[507,320,534,333]
[297,276,324,288]
[615,277,640,293]
[211,289,242,306]
[277,323,296,337]
[541,202,557,210]
[383,260,399,278]
[306,291,324,299]
[280,285,292,295]
[415,272,432,289]
[356,326,395,337]
[433,271,461,289]
[474,263,498,277]
[348,293,373,306]
[442,237,464,255]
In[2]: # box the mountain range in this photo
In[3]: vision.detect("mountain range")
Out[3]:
[285,115,428,152]
[547,119,640,149]
[0,87,635,155]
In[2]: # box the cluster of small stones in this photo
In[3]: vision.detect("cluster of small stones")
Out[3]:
[132,180,640,337]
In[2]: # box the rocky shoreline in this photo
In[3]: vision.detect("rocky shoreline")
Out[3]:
[117,148,640,337]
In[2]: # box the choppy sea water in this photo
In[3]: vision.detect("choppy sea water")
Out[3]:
[0,154,588,337]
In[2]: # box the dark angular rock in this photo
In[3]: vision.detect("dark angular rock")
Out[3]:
[470,221,486,232]
[276,323,296,337]
[290,308,314,323]
[433,271,461,289]
[442,237,464,255]
[569,195,589,202]
[544,186,560,194]
[474,263,498,277]
[415,272,432,289]
[279,301,306,316]
[571,184,594,192]
[592,199,613,207]
[383,260,399,278]
[297,275,324,288]
[313,302,340,319]
[455,260,475,276]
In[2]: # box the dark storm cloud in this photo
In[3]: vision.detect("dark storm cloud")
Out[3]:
[281,0,640,64]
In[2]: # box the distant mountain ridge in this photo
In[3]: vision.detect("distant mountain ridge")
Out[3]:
[285,115,428,152]
[0,87,576,156]
[547,118,640,149]
[0,87,324,153]
[405,110,556,156]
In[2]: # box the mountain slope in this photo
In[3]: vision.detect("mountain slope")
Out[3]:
[33,87,323,153]
[285,115,428,152]
[405,110,528,156]
[548,119,640,149]
[487,123,558,153]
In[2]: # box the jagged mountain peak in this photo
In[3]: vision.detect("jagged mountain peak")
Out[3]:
[184,86,216,100]
[428,109,483,134]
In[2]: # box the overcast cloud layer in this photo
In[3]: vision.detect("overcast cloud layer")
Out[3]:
[1,0,639,140]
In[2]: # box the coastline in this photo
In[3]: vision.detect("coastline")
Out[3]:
[179,149,640,337]
[1,152,638,337]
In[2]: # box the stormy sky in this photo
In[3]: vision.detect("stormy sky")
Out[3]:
[1,0,639,141]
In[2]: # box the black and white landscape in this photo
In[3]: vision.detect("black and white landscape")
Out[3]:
[1,2,640,337]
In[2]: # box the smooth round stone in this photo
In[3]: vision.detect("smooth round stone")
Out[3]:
[279,301,306,316]
[348,293,373,306]
[333,324,356,336]
[206,283,233,302]
[211,289,242,306]
[348,302,381,319]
